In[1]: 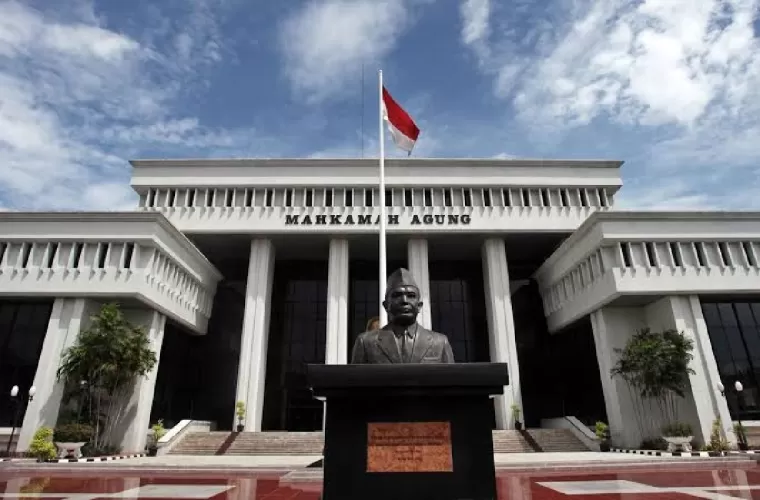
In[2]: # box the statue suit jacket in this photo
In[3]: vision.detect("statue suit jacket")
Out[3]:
[350,324,455,364]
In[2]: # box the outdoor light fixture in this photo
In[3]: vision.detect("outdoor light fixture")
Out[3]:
[5,385,35,454]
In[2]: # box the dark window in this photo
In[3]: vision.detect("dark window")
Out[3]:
[263,262,327,431]
[404,189,413,207]
[429,261,489,364]
[703,300,760,420]
[0,300,53,426]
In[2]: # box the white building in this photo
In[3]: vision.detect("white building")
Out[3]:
[0,158,757,451]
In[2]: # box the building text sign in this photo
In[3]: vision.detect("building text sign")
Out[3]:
[366,421,453,473]
[285,214,471,226]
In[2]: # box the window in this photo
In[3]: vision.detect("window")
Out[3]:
[703,300,760,420]
[404,189,413,207]
[0,300,53,425]
[444,189,452,207]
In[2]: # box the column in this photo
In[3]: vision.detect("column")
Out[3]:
[659,296,735,446]
[234,239,275,432]
[482,238,522,429]
[326,239,349,365]
[589,308,633,447]
[119,311,166,452]
[17,298,92,451]
[407,239,432,329]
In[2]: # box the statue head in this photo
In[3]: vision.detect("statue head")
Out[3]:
[382,268,423,327]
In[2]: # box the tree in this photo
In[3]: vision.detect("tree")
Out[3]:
[611,328,695,439]
[57,303,157,451]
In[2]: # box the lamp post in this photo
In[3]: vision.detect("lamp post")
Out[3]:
[5,385,36,454]
[717,380,748,450]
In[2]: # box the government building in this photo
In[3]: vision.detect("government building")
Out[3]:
[1,158,758,452]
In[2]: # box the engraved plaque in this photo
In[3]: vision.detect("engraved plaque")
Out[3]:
[366,422,453,473]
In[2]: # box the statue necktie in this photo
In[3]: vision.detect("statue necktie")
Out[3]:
[401,330,411,363]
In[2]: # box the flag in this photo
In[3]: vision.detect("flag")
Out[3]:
[382,86,420,155]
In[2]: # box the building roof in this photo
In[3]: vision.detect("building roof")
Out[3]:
[130,158,624,170]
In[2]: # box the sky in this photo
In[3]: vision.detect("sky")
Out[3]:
[0,0,759,211]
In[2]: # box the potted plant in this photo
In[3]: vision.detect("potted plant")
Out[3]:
[595,421,611,452]
[662,422,694,452]
[734,422,749,450]
[53,423,93,459]
[611,328,695,446]
[147,419,166,456]
[236,401,246,432]
[703,418,729,455]
[28,427,57,462]
[511,403,522,430]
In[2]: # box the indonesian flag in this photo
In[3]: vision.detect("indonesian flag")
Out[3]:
[382,86,420,155]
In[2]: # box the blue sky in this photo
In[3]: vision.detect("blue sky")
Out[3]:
[0,0,759,211]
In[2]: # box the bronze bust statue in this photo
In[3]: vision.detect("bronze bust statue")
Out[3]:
[350,268,455,364]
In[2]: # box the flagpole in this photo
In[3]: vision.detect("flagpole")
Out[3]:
[378,69,388,326]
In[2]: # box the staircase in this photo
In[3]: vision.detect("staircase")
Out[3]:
[169,431,231,455]
[170,428,590,455]
[226,432,324,455]
[169,431,324,455]
[491,430,536,453]
[526,429,591,452]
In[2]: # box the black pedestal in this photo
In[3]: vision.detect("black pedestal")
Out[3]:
[307,363,509,500]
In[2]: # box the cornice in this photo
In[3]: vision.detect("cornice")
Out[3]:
[536,210,760,279]
[0,211,222,280]
[130,158,625,170]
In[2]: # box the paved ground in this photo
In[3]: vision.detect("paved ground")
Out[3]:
[2,461,760,499]
[27,451,745,469]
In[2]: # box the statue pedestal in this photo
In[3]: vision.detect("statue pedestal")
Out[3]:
[306,363,509,500]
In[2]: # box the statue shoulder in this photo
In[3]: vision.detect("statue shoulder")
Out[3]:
[420,326,451,343]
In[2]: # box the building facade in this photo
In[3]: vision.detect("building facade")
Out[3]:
[0,158,758,451]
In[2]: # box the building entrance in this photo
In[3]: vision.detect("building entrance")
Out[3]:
[262,261,327,431]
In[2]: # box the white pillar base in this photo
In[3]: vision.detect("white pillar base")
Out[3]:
[408,239,432,329]
[234,239,275,432]
[16,298,95,451]
[326,239,349,365]
[482,238,522,429]
[117,310,166,452]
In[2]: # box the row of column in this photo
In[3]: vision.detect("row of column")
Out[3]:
[17,300,166,452]
[234,237,523,431]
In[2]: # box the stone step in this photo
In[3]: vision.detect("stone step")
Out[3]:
[170,428,591,455]
[526,429,591,452]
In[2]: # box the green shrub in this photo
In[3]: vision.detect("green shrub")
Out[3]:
[662,422,693,437]
[28,427,57,462]
[595,421,609,440]
[54,423,94,443]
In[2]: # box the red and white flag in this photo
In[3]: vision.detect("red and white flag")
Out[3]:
[382,86,420,155]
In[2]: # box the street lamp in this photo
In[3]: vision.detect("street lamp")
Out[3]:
[717,380,748,450]
[735,381,748,450]
[5,385,35,454]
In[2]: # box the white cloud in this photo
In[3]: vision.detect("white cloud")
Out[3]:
[462,0,760,208]
[0,0,255,211]
[279,0,415,103]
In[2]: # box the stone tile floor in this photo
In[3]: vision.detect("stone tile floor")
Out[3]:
[3,464,760,499]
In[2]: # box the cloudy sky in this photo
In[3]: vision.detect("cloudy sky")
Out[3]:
[0,0,758,211]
